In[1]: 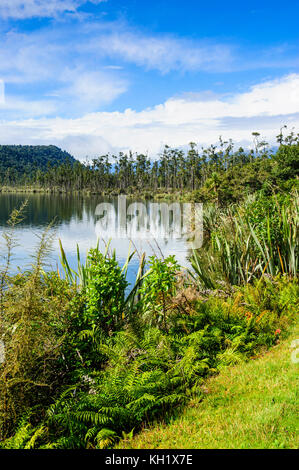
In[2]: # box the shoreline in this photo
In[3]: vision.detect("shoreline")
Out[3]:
[0,186,196,202]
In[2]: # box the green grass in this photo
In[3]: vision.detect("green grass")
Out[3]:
[118,320,299,449]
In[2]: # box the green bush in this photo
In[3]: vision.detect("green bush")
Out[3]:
[138,255,180,331]
[84,249,128,332]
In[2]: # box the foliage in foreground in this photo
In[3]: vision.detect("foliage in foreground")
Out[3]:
[190,190,298,287]
[0,190,298,449]
[118,318,299,449]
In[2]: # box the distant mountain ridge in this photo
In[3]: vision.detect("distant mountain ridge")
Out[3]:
[0,145,76,179]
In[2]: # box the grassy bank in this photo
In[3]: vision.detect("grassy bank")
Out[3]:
[119,318,299,449]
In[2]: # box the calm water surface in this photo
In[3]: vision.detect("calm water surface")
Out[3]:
[0,193,191,286]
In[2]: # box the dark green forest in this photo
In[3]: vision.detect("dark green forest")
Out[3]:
[0,145,75,184]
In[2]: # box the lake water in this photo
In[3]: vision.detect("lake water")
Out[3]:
[0,193,194,286]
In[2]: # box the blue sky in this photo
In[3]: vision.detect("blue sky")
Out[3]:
[0,0,298,158]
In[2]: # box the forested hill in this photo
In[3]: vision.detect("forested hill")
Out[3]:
[0,145,76,180]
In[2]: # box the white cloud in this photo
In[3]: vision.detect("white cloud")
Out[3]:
[0,0,105,19]
[0,31,61,84]
[95,33,234,73]
[59,71,128,108]
[0,29,129,116]
[0,69,128,118]
[1,74,298,158]
[0,95,58,117]
[0,26,234,113]
[89,30,299,74]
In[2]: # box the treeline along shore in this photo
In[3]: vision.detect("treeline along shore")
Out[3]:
[0,128,298,204]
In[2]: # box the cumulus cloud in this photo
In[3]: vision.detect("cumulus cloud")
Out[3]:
[0,0,105,19]
[1,74,298,158]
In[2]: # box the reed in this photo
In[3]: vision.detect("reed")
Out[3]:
[190,191,298,288]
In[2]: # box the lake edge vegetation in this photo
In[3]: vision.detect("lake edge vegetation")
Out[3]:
[0,129,298,449]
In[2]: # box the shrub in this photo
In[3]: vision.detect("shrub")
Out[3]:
[138,255,180,331]
[84,249,128,333]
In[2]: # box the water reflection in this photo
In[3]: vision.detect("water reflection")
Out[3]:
[0,193,191,285]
